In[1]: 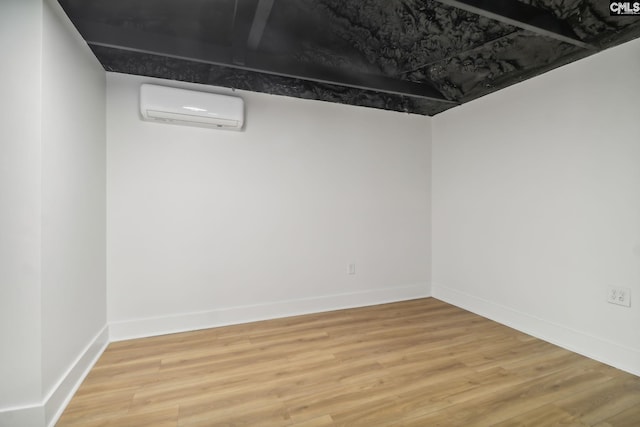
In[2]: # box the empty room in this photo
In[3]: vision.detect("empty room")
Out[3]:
[1,0,639,426]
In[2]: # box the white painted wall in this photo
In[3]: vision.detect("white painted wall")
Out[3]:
[0,0,44,417]
[0,1,107,425]
[4,3,635,421]
[40,0,107,422]
[107,73,431,339]
[432,39,640,375]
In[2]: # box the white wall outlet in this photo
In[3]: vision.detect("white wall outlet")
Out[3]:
[348,263,356,275]
[607,286,631,307]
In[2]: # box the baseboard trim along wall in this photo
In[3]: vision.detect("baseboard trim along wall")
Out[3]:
[432,282,640,377]
[45,326,110,427]
[0,326,109,427]
[109,283,431,342]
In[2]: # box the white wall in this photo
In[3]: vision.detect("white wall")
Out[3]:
[107,73,432,339]
[0,0,43,418]
[5,3,636,422]
[40,0,107,423]
[0,1,107,425]
[432,39,640,375]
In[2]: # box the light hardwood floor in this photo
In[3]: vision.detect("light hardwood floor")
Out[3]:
[58,298,640,426]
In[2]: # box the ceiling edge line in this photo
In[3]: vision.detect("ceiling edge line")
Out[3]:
[79,21,456,104]
[90,40,457,104]
[434,0,596,50]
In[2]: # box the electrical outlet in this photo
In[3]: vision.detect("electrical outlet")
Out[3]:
[348,263,356,275]
[607,286,631,307]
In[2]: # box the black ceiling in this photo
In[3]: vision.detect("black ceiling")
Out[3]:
[57,0,640,116]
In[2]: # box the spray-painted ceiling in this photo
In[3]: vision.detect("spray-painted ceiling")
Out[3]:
[58,0,639,116]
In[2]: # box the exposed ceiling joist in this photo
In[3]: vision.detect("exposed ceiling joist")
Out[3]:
[78,21,455,103]
[231,0,257,65]
[247,0,275,50]
[56,0,640,116]
[434,0,596,50]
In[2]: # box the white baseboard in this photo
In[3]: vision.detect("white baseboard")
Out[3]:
[109,283,431,341]
[1,285,429,426]
[432,282,640,377]
[0,325,109,427]
[45,325,109,427]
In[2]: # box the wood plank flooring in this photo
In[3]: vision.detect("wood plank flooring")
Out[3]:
[57,298,640,426]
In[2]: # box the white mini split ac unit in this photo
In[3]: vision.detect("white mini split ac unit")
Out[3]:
[140,84,245,131]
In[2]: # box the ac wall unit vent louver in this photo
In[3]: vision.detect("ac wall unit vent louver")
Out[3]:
[140,84,244,131]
